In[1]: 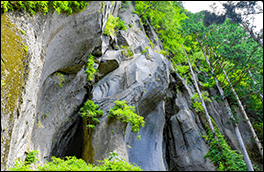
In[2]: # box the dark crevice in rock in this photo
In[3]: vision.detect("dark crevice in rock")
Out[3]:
[64,116,84,158]
[163,74,178,171]
[50,117,81,159]
[49,82,92,161]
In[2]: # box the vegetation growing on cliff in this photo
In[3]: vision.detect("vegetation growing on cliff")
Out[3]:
[103,13,127,38]
[135,1,263,170]
[1,1,88,16]
[108,100,145,133]
[203,117,248,171]
[79,99,103,129]
[9,150,143,171]
[85,54,96,81]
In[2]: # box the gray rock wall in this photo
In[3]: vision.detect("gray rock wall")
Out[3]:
[1,1,262,171]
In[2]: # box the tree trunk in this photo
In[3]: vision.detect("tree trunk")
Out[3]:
[181,43,218,140]
[195,33,254,170]
[246,66,263,100]
[241,22,263,49]
[213,51,263,159]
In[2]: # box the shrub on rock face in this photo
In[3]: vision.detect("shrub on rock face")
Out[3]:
[79,99,103,128]
[103,14,127,38]
[85,54,96,81]
[108,100,145,133]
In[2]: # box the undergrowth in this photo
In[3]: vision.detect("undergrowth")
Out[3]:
[9,150,143,171]
[203,116,248,171]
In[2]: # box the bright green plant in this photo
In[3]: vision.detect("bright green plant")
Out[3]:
[1,79,5,86]
[103,14,127,37]
[253,122,263,143]
[202,116,248,171]
[79,99,103,128]
[9,150,39,171]
[9,150,143,171]
[24,45,28,52]
[108,100,145,133]
[24,150,39,165]
[191,91,211,113]
[57,72,65,87]
[85,54,96,81]
[120,45,133,58]
[21,29,26,35]
[1,1,88,16]
[97,149,143,171]
[142,49,147,54]
[142,47,150,55]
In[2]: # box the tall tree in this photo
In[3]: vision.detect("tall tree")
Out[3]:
[195,33,254,170]
[213,50,263,158]
[206,1,263,48]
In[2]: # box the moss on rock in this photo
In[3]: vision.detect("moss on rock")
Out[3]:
[1,13,27,168]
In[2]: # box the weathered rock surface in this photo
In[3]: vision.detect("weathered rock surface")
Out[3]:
[1,1,262,171]
[1,1,117,170]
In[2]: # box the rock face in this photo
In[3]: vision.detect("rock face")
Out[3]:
[1,1,262,171]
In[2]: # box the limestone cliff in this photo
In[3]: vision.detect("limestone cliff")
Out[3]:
[1,1,262,171]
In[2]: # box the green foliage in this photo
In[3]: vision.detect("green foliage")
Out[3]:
[96,149,143,171]
[9,150,39,171]
[142,47,150,55]
[120,45,133,58]
[9,150,143,171]
[1,1,88,16]
[25,150,39,165]
[79,100,103,128]
[57,72,65,87]
[84,54,96,81]
[108,101,145,133]
[20,29,26,35]
[103,14,127,37]
[157,50,169,57]
[24,45,28,52]
[41,113,50,120]
[203,117,248,171]
[1,79,5,86]
[191,91,211,113]
[253,122,263,143]
[137,135,141,141]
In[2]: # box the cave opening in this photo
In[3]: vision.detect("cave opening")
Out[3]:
[63,116,84,159]
[50,115,84,161]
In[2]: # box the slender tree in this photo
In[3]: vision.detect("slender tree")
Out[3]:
[212,49,263,158]
[181,43,218,140]
[194,32,254,170]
